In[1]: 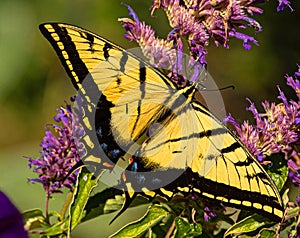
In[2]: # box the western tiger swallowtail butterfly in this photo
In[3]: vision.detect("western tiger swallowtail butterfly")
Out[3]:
[39,23,283,222]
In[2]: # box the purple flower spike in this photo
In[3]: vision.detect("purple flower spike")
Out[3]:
[119,16,178,69]
[121,3,140,24]
[288,159,300,186]
[0,191,28,238]
[120,0,292,85]
[294,65,300,77]
[28,104,85,195]
[121,0,294,82]
[296,194,300,206]
[229,31,259,50]
[225,67,300,186]
[277,0,294,12]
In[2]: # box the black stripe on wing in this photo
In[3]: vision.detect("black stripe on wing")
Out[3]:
[174,168,283,222]
[39,23,90,89]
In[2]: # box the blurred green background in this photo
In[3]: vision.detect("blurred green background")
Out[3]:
[0,0,299,237]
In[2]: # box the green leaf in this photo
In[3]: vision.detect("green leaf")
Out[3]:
[43,219,69,236]
[23,208,44,221]
[224,214,270,237]
[286,206,300,217]
[174,217,190,238]
[264,153,288,191]
[258,228,276,238]
[68,167,99,232]
[174,217,202,238]
[150,216,174,237]
[109,204,169,238]
[104,195,125,213]
[23,209,48,231]
[48,210,62,218]
[81,187,149,223]
[81,187,123,222]
[128,195,150,207]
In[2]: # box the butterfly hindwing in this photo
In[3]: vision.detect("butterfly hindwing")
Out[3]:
[39,23,283,221]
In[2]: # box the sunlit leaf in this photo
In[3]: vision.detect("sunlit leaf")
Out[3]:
[224,214,271,237]
[174,217,202,238]
[69,168,99,231]
[104,195,125,214]
[23,209,44,221]
[286,206,300,218]
[43,219,68,236]
[23,209,47,231]
[109,204,169,238]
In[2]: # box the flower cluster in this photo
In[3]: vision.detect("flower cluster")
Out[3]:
[120,0,290,71]
[28,104,85,195]
[120,8,178,69]
[152,0,261,50]
[119,0,293,86]
[225,66,300,186]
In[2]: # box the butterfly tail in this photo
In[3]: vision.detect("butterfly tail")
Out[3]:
[109,191,137,224]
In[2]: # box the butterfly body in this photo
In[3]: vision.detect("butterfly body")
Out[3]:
[40,23,283,222]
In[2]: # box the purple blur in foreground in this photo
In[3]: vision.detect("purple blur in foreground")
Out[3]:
[225,66,300,186]
[28,104,85,195]
[0,191,28,238]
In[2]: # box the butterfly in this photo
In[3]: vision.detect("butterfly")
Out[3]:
[39,23,283,222]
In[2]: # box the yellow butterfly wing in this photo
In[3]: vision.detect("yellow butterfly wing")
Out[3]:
[135,100,283,220]
[39,23,283,221]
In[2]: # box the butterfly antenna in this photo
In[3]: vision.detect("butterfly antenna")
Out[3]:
[202,85,235,91]
[218,85,235,91]
[109,191,137,224]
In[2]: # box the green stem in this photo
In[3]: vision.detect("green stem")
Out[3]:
[60,191,74,220]
[45,195,50,224]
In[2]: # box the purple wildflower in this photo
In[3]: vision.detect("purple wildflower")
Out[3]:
[120,5,205,86]
[228,31,259,50]
[288,159,300,186]
[0,191,28,238]
[225,66,300,185]
[277,0,294,12]
[121,0,294,69]
[296,194,300,206]
[120,5,181,70]
[119,0,284,87]
[28,104,85,195]
[203,206,217,221]
[121,0,264,61]
[120,3,207,71]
